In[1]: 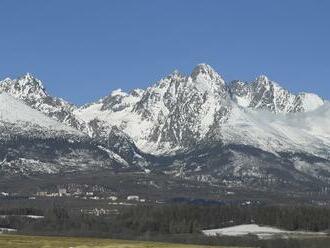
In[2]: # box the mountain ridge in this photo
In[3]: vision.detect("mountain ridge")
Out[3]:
[0,64,327,156]
[1,64,330,192]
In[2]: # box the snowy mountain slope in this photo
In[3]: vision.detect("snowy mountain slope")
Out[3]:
[0,93,144,175]
[0,92,81,136]
[0,73,86,130]
[220,102,330,159]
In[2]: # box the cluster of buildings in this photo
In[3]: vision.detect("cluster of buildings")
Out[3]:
[127,195,146,202]
[34,187,146,204]
[81,208,119,216]
[36,188,73,197]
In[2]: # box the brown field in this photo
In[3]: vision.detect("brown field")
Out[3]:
[0,234,244,248]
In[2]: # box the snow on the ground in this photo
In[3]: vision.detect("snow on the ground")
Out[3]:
[0,92,81,135]
[0,215,44,219]
[23,215,45,219]
[0,227,17,234]
[202,224,327,239]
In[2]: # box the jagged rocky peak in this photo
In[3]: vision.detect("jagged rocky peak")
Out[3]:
[18,72,45,88]
[129,64,232,148]
[166,69,185,80]
[247,75,294,113]
[20,72,42,84]
[252,75,324,113]
[117,64,226,115]
[101,89,127,111]
[252,74,279,91]
[107,88,145,99]
[0,73,86,131]
[0,73,48,101]
[255,74,269,83]
[133,64,227,120]
[191,63,225,85]
[100,88,143,112]
[110,88,128,97]
[229,74,325,113]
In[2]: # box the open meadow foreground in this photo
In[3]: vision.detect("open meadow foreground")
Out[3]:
[0,235,240,248]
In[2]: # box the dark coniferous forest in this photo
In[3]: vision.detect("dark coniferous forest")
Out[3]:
[1,204,330,248]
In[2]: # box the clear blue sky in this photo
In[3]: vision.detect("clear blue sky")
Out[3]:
[0,0,329,104]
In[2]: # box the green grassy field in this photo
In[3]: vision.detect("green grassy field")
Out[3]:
[0,234,241,248]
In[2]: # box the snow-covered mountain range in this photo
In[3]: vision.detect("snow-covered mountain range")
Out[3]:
[74,64,328,157]
[1,64,329,191]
